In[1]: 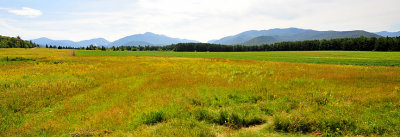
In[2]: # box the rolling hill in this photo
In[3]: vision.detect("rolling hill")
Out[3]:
[242,36,278,45]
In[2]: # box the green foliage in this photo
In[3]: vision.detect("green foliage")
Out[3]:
[0,35,39,48]
[101,36,399,52]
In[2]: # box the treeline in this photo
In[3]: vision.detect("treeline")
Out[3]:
[168,36,400,52]
[45,44,99,50]
[47,36,400,52]
[0,35,39,48]
[45,44,160,51]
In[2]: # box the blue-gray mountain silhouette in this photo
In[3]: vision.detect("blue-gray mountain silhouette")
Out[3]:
[375,31,400,37]
[108,32,199,46]
[32,32,198,47]
[210,28,381,45]
[32,37,110,47]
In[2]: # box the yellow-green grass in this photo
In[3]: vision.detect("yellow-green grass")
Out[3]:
[76,50,400,66]
[1,48,400,136]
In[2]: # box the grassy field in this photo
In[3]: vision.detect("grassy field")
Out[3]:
[76,50,400,66]
[1,48,400,136]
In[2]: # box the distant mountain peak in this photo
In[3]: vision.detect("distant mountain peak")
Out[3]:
[107,32,199,46]
[35,37,52,40]
[144,32,155,35]
[90,38,108,41]
[375,31,400,37]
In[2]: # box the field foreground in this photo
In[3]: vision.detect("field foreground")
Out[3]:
[1,48,400,136]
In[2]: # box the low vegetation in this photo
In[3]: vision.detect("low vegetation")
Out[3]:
[1,48,400,136]
[76,50,400,66]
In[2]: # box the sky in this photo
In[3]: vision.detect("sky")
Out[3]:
[0,0,399,42]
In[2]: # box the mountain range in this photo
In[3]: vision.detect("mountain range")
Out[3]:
[31,28,398,47]
[32,32,199,47]
[209,28,382,45]
[375,31,400,37]
[32,37,111,47]
[107,32,198,46]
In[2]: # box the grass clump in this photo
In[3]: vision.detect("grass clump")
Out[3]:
[193,109,214,122]
[221,111,265,129]
[193,109,265,129]
[227,93,263,104]
[142,110,166,125]
[273,112,356,135]
[133,119,217,137]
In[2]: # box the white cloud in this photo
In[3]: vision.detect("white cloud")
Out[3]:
[1,0,400,42]
[2,7,42,18]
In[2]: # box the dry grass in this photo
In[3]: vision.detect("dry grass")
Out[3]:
[1,48,400,136]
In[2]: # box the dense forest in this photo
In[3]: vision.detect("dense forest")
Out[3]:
[167,36,400,52]
[45,36,399,52]
[0,35,39,48]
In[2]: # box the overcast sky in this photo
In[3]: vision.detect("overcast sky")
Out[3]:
[0,0,399,42]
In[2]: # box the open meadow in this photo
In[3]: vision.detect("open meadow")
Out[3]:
[1,48,400,136]
[76,50,400,66]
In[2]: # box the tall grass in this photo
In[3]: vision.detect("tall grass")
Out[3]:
[0,48,399,136]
